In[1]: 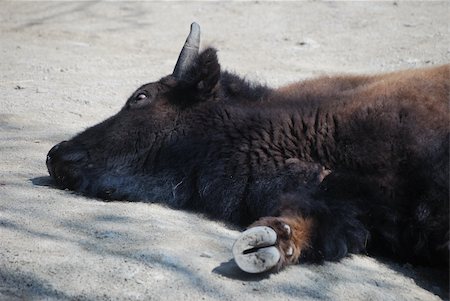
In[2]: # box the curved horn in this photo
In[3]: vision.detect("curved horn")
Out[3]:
[172,22,200,79]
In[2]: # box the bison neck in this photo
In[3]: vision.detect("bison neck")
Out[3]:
[199,103,339,175]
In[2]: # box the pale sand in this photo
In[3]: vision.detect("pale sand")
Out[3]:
[0,2,448,300]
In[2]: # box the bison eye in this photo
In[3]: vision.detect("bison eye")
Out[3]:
[129,91,151,108]
[135,93,147,101]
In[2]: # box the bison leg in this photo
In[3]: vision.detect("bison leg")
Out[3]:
[233,214,313,273]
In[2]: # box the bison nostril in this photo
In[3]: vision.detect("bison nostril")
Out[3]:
[46,140,88,180]
[47,141,68,159]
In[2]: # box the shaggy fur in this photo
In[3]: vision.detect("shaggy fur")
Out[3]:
[47,48,449,271]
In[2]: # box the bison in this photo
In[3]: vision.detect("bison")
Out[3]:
[46,23,449,274]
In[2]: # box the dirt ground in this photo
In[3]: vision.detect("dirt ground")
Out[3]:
[0,1,448,300]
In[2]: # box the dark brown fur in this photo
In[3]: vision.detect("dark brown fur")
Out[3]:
[46,48,449,273]
[249,65,449,269]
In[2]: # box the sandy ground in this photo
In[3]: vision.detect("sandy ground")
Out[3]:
[0,1,449,300]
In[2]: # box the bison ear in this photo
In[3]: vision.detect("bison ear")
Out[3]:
[180,47,221,103]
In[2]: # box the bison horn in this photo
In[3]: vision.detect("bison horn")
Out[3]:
[172,22,200,79]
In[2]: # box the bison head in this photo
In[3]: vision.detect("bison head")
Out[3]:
[46,23,222,203]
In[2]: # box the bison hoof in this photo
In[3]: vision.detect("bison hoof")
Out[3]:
[232,226,280,273]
